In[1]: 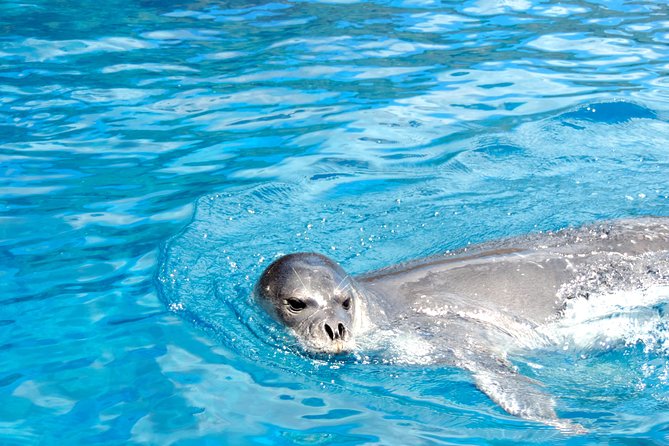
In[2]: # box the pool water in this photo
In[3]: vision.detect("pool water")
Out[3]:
[3,0,669,443]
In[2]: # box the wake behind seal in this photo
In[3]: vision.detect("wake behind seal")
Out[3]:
[253,218,669,430]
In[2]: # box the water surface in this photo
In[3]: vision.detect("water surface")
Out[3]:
[2,0,669,444]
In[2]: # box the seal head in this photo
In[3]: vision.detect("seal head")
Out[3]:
[255,252,365,354]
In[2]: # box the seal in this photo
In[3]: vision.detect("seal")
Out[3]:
[254,218,669,430]
[255,252,372,354]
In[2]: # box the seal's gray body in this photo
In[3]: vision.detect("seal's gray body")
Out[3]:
[255,218,669,430]
[360,218,669,325]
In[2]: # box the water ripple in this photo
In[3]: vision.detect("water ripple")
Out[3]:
[0,37,155,62]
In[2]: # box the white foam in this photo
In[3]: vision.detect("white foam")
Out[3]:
[539,285,669,353]
[388,332,435,365]
[357,328,434,365]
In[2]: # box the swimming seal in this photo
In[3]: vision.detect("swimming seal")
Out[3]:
[255,252,372,354]
[254,218,669,430]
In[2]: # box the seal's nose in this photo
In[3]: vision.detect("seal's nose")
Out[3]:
[324,322,346,341]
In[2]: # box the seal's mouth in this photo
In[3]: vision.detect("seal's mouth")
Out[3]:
[299,337,356,356]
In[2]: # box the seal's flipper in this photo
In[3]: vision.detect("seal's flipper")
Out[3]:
[472,366,556,421]
[469,363,585,433]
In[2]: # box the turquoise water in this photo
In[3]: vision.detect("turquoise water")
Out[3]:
[3,0,669,443]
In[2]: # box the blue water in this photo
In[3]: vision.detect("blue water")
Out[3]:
[3,0,669,443]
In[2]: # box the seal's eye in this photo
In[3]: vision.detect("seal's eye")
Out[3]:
[342,297,351,310]
[286,298,306,312]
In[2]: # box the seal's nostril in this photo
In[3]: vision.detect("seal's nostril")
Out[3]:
[325,323,346,341]
[324,323,335,340]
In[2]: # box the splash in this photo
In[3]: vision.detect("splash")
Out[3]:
[541,285,669,354]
